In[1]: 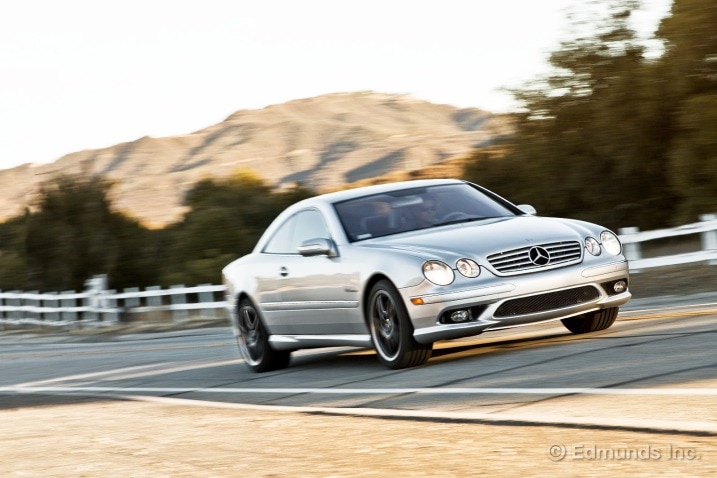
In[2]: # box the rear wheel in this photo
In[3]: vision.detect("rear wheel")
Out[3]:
[235,298,290,372]
[368,280,432,369]
[561,307,619,334]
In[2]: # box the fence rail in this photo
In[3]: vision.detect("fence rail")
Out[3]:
[0,284,226,329]
[618,213,717,269]
[1,214,715,329]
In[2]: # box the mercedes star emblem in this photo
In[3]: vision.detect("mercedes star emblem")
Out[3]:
[528,246,550,266]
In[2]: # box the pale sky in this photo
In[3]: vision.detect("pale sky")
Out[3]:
[0,0,672,171]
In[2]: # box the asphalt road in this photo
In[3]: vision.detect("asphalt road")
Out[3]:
[1,295,716,434]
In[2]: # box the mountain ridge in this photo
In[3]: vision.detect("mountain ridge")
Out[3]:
[0,92,511,226]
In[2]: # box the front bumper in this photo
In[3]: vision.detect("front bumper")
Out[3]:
[402,260,631,344]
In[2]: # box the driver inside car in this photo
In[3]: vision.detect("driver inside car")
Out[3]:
[412,196,438,228]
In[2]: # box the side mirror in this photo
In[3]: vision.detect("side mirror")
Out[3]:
[517,204,537,215]
[297,238,338,257]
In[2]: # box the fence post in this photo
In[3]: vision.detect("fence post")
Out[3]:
[61,291,76,325]
[146,285,162,307]
[9,291,21,322]
[700,214,717,265]
[170,284,189,322]
[145,285,163,322]
[198,284,216,319]
[45,292,60,324]
[103,290,119,324]
[84,275,109,325]
[82,293,95,326]
[32,292,43,324]
[23,292,31,323]
[619,226,642,273]
[123,287,140,321]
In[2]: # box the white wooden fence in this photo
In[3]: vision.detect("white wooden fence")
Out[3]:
[1,214,715,329]
[0,280,226,329]
[618,213,717,269]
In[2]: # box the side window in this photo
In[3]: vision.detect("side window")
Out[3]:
[262,209,329,254]
[263,215,297,254]
[292,209,329,249]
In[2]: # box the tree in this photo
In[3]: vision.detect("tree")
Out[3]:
[161,170,314,285]
[0,215,28,290]
[24,174,161,291]
[464,0,679,230]
[668,94,717,221]
[0,170,316,291]
[658,0,717,222]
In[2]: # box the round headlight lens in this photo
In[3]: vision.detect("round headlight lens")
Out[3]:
[456,258,480,278]
[601,231,622,255]
[423,261,455,285]
[585,237,601,256]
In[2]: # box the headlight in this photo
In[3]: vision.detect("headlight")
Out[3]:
[456,258,480,278]
[585,237,601,256]
[423,261,454,285]
[601,231,622,255]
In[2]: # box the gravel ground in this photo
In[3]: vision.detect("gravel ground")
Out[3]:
[1,398,714,477]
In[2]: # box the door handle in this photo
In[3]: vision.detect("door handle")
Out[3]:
[279,267,289,277]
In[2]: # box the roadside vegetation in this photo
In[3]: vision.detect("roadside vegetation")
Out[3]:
[463,0,717,231]
[0,171,313,292]
[0,0,714,293]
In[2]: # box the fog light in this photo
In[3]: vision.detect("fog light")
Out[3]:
[613,280,627,293]
[450,309,471,323]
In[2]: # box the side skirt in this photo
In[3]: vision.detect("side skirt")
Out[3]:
[268,334,372,351]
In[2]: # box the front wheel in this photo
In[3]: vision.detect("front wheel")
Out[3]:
[561,307,619,334]
[367,280,432,369]
[235,298,290,372]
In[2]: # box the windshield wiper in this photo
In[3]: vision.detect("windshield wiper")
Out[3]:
[435,216,503,227]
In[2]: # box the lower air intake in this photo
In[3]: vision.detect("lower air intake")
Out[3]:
[494,286,600,318]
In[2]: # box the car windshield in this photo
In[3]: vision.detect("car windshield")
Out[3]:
[334,183,520,242]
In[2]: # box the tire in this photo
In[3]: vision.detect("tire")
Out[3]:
[235,298,291,373]
[367,280,432,369]
[561,307,619,334]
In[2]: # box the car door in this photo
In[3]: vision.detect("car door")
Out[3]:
[263,208,361,335]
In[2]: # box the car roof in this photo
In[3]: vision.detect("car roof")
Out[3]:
[296,178,467,208]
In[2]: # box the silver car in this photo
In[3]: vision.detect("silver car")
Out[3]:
[222,179,631,371]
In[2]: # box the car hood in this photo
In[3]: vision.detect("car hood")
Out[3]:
[359,216,597,261]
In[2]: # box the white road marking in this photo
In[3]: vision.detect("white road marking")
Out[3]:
[2,386,716,395]
[11,359,243,388]
[11,363,173,388]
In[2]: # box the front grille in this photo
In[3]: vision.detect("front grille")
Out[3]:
[487,241,582,275]
[494,286,600,318]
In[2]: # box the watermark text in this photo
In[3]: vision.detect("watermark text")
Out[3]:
[548,443,702,462]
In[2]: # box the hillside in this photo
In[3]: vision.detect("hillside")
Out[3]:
[0,92,511,226]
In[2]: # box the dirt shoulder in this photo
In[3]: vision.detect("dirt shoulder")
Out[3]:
[0,397,714,477]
